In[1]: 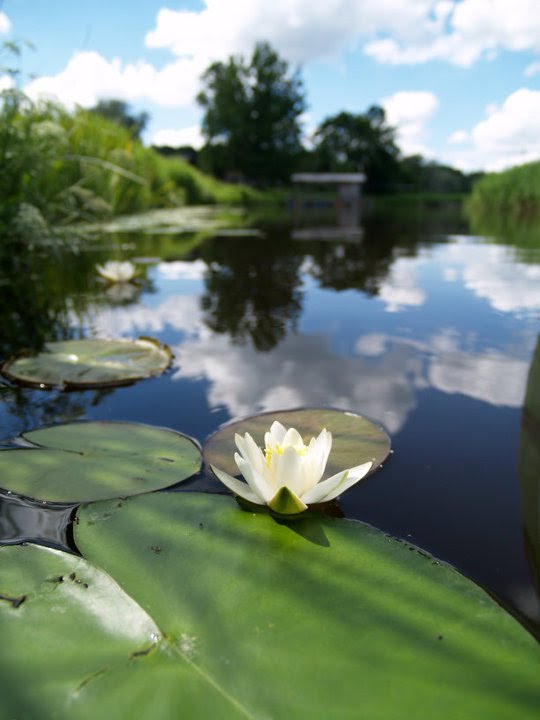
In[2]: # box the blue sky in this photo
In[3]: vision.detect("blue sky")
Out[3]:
[2,0,540,172]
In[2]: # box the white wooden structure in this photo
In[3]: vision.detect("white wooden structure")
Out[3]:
[291,172,365,207]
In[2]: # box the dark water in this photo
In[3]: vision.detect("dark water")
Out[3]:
[1,202,539,639]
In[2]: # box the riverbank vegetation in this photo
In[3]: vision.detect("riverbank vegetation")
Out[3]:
[1,37,520,245]
[0,88,261,244]
[467,161,540,222]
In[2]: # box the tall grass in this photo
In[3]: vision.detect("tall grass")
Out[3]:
[467,161,540,221]
[0,89,261,241]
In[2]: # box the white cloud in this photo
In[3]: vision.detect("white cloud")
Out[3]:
[151,125,205,149]
[144,1,439,65]
[445,242,540,314]
[377,256,426,312]
[157,260,208,281]
[82,293,204,338]
[381,90,439,156]
[356,328,530,408]
[365,0,540,67]
[24,51,204,110]
[445,88,540,171]
[428,350,528,406]
[173,330,422,433]
[0,11,11,34]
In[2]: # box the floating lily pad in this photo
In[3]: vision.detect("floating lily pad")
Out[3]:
[1,337,172,389]
[0,421,201,503]
[69,492,539,719]
[0,544,165,718]
[203,407,391,480]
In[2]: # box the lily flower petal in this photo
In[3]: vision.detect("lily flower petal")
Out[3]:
[273,444,304,496]
[210,465,262,505]
[235,454,273,503]
[302,461,372,504]
[235,432,265,475]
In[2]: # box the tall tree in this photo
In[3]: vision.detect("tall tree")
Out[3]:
[311,107,402,193]
[197,42,306,185]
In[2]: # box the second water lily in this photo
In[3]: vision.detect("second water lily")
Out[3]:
[211,420,372,514]
[96,260,137,283]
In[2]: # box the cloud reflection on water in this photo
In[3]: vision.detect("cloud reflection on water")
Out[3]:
[78,237,538,434]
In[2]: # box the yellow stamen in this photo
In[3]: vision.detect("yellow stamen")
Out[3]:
[264,442,307,468]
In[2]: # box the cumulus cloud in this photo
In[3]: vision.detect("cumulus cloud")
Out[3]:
[82,293,204,338]
[428,348,528,406]
[444,88,540,171]
[377,256,427,312]
[381,90,439,156]
[365,0,540,67]
[172,330,422,433]
[443,241,540,314]
[144,1,437,65]
[24,50,204,109]
[355,329,530,408]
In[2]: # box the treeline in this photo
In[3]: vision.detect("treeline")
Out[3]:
[158,41,480,195]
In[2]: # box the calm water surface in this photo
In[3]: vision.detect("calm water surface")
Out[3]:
[1,204,539,639]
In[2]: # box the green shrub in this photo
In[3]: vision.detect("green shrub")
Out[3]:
[467,161,540,221]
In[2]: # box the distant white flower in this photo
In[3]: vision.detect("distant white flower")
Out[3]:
[211,421,372,515]
[96,260,137,283]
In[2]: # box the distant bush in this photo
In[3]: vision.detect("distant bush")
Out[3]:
[467,161,540,221]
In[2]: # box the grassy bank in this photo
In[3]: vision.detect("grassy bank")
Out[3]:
[467,161,540,221]
[0,90,262,243]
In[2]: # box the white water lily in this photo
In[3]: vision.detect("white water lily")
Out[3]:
[96,260,137,283]
[211,420,373,514]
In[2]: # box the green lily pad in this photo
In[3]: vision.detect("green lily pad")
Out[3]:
[0,543,166,718]
[0,421,201,503]
[203,407,391,480]
[69,492,539,719]
[1,337,172,389]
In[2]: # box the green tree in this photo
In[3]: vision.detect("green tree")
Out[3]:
[89,99,149,140]
[311,107,402,193]
[197,41,306,185]
[400,155,469,193]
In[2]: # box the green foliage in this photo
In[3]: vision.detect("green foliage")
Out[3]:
[309,107,402,193]
[197,41,306,185]
[2,338,172,389]
[88,99,149,140]
[400,155,474,194]
[0,89,260,242]
[467,160,540,220]
[76,492,540,719]
[0,421,201,502]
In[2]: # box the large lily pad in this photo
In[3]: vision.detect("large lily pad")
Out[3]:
[0,544,164,718]
[68,492,539,719]
[203,407,391,480]
[0,422,201,503]
[1,337,172,389]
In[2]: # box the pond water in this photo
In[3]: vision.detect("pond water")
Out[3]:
[1,201,539,640]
